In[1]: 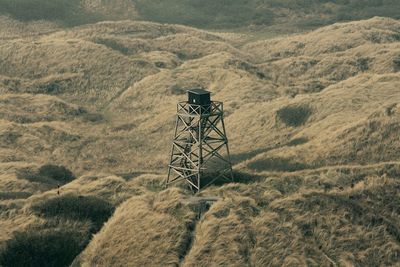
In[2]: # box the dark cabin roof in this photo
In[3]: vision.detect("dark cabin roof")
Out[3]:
[187,88,210,95]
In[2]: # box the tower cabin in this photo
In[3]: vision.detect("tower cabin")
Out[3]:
[187,89,211,114]
[187,88,211,106]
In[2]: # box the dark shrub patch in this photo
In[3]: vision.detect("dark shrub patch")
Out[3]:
[382,164,400,178]
[299,221,314,237]
[304,81,326,93]
[37,81,61,94]
[170,85,187,95]
[394,56,400,72]
[188,171,263,190]
[267,175,304,194]
[155,61,167,68]
[212,208,230,219]
[248,157,309,172]
[287,137,309,146]
[38,164,75,184]
[276,104,312,127]
[0,227,89,267]
[356,57,370,71]
[231,170,264,184]
[82,113,104,123]
[32,194,114,231]
[16,167,54,184]
[94,38,130,55]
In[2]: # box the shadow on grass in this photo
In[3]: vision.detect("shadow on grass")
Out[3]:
[287,137,309,146]
[94,38,130,55]
[5,194,117,266]
[276,104,312,127]
[230,147,272,164]
[0,191,32,200]
[16,164,75,185]
[248,157,309,172]
[195,170,264,188]
[0,220,91,267]
[230,138,309,165]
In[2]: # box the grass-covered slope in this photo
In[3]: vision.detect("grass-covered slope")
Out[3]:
[80,189,198,266]
[0,17,399,175]
[0,16,399,266]
[78,168,400,266]
[1,0,400,31]
[0,0,100,26]
[0,173,165,266]
[134,0,400,29]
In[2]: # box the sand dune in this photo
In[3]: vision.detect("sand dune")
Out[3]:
[0,17,399,266]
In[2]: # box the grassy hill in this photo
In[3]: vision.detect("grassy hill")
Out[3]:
[77,174,400,266]
[0,15,399,266]
[133,0,400,29]
[1,0,400,31]
[0,0,101,26]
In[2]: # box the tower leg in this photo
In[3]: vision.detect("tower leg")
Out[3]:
[166,116,180,188]
[220,116,234,182]
[197,116,203,192]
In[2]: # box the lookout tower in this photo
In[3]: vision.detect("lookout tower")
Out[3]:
[166,89,233,192]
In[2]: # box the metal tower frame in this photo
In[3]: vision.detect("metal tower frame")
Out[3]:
[166,101,233,192]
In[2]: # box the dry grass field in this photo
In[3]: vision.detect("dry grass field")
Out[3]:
[0,12,399,266]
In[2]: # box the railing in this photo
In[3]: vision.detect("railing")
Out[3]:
[177,101,223,116]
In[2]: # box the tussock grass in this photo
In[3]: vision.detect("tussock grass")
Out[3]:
[0,15,59,38]
[182,196,259,266]
[184,172,400,266]
[76,167,400,266]
[0,94,86,124]
[79,188,198,266]
[56,173,164,204]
